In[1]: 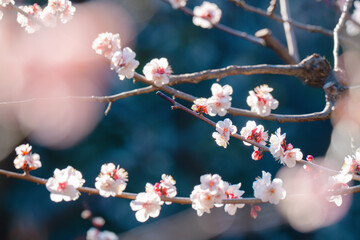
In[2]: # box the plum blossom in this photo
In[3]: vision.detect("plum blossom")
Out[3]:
[269,128,303,168]
[212,118,237,148]
[86,228,118,240]
[253,171,286,205]
[169,0,187,9]
[247,85,278,116]
[17,4,43,34]
[95,163,128,198]
[240,120,268,160]
[191,98,209,115]
[0,0,15,20]
[41,0,76,26]
[145,174,177,205]
[207,83,233,117]
[130,192,162,222]
[240,121,268,147]
[46,166,85,202]
[143,58,172,87]
[223,183,245,215]
[346,1,360,36]
[327,173,352,206]
[193,1,222,29]
[190,174,228,216]
[13,144,41,171]
[92,32,121,59]
[110,47,139,80]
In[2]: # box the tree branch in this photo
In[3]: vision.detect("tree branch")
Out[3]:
[228,0,360,49]
[279,0,300,62]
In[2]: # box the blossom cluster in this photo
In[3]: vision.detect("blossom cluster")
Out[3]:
[130,174,177,222]
[190,174,245,216]
[191,83,233,117]
[247,84,279,116]
[253,171,286,205]
[11,0,76,33]
[92,32,173,87]
[92,32,139,81]
[212,118,237,148]
[0,0,14,21]
[269,128,303,168]
[95,163,128,198]
[240,120,268,160]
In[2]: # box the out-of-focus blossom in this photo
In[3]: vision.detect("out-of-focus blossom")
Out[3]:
[46,166,85,202]
[95,163,128,198]
[92,32,121,59]
[13,143,41,171]
[86,228,118,240]
[253,171,286,205]
[327,173,352,206]
[130,192,161,222]
[0,0,14,20]
[169,0,187,9]
[42,0,76,26]
[247,84,278,116]
[346,1,360,36]
[193,1,222,29]
[207,83,232,117]
[17,4,43,34]
[110,47,139,80]
[143,58,172,87]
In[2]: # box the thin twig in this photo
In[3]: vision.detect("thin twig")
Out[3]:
[156,91,270,152]
[279,0,300,62]
[267,0,277,15]
[228,0,360,49]
[333,0,353,71]
[178,5,265,46]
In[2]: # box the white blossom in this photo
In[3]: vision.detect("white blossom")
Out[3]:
[191,98,209,115]
[86,228,118,240]
[212,118,237,148]
[145,174,177,205]
[247,84,278,116]
[224,183,245,215]
[193,1,222,29]
[130,192,161,222]
[41,0,76,26]
[17,4,43,34]
[110,47,139,80]
[0,0,14,19]
[327,173,352,206]
[190,174,227,216]
[46,166,85,202]
[92,32,121,59]
[240,120,268,147]
[95,163,128,198]
[253,171,286,205]
[13,144,41,171]
[169,0,187,9]
[143,58,172,87]
[341,149,360,174]
[269,128,303,168]
[207,83,233,117]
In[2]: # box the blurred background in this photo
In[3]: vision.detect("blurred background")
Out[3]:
[1,0,360,239]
